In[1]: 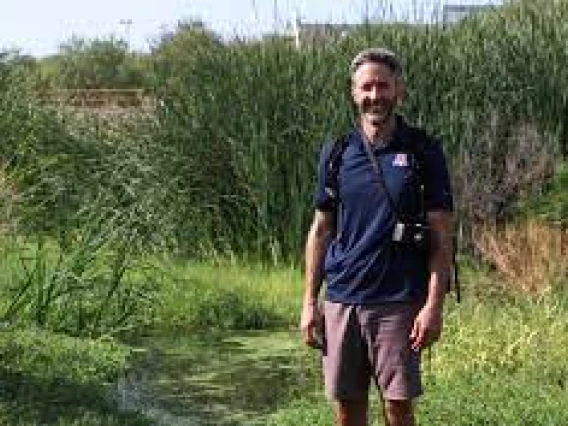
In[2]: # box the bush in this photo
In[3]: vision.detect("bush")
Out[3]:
[519,163,568,226]
[0,328,129,385]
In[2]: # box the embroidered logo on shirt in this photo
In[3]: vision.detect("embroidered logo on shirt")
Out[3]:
[392,153,408,167]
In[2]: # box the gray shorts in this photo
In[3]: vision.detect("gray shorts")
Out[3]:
[322,300,422,401]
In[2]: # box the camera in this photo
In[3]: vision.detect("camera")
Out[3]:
[392,221,430,251]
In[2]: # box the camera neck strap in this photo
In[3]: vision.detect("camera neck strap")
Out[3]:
[361,137,402,221]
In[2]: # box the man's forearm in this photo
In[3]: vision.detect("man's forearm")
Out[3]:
[426,213,454,310]
[304,220,332,303]
[426,257,451,310]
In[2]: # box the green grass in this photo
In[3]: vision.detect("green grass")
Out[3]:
[0,327,150,425]
[416,298,568,425]
[1,252,568,425]
[268,297,568,426]
[0,236,160,338]
[149,258,302,333]
[151,0,568,259]
[4,0,568,262]
[2,1,568,424]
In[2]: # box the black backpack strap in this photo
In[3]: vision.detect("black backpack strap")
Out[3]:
[398,119,461,302]
[324,134,350,207]
[397,120,429,182]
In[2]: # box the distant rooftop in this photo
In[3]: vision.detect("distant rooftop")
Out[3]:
[282,3,501,47]
[442,4,497,25]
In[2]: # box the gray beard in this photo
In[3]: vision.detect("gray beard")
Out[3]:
[363,106,394,127]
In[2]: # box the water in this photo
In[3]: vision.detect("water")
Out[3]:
[115,329,321,425]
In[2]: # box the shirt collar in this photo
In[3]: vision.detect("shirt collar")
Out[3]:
[351,114,408,152]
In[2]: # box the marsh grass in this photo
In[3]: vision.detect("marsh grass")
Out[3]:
[268,296,568,426]
[153,0,568,259]
[0,230,160,338]
[2,0,568,424]
[1,253,568,425]
[3,1,567,262]
[0,327,149,425]
[150,258,302,333]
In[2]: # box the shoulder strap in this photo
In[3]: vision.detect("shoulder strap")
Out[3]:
[398,121,431,182]
[398,119,462,303]
[324,134,350,205]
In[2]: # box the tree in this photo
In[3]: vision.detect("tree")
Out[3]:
[149,19,223,93]
[0,49,49,94]
[44,36,148,89]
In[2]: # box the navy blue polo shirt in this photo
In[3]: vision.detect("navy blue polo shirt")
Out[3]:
[314,119,453,304]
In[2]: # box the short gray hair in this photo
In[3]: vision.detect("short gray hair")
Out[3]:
[350,47,402,77]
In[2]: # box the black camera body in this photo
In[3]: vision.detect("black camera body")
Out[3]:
[392,221,430,251]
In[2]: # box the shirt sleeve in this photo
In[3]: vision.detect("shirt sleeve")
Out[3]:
[422,139,454,212]
[314,141,335,212]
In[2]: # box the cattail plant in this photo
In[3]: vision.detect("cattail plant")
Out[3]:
[152,0,568,261]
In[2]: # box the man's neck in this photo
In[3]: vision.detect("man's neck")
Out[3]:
[360,115,397,146]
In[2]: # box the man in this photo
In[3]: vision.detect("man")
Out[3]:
[300,47,454,426]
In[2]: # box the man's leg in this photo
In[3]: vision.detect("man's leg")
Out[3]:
[323,302,371,425]
[382,399,415,426]
[359,303,422,426]
[335,398,368,426]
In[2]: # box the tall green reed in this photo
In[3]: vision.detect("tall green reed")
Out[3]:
[3,0,568,264]
[152,0,568,260]
[1,213,159,337]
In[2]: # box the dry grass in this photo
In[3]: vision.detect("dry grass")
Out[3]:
[474,219,567,294]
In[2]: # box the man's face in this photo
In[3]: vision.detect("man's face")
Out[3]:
[351,61,404,127]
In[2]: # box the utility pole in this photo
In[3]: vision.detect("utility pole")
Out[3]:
[292,11,301,50]
[251,0,259,22]
[273,0,278,33]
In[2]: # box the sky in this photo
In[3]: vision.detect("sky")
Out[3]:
[0,0,502,57]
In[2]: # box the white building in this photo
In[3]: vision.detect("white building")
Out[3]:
[442,4,498,25]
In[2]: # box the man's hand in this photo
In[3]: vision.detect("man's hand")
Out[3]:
[409,210,452,352]
[300,299,325,350]
[301,210,333,350]
[409,304,443,352]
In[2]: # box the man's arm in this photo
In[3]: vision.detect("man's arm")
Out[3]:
[410,210,454,351]
[300,209,335,348]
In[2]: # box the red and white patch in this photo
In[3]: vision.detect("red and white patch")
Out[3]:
[392,153,408,167]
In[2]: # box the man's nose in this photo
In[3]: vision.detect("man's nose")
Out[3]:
[368,86,380,100]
